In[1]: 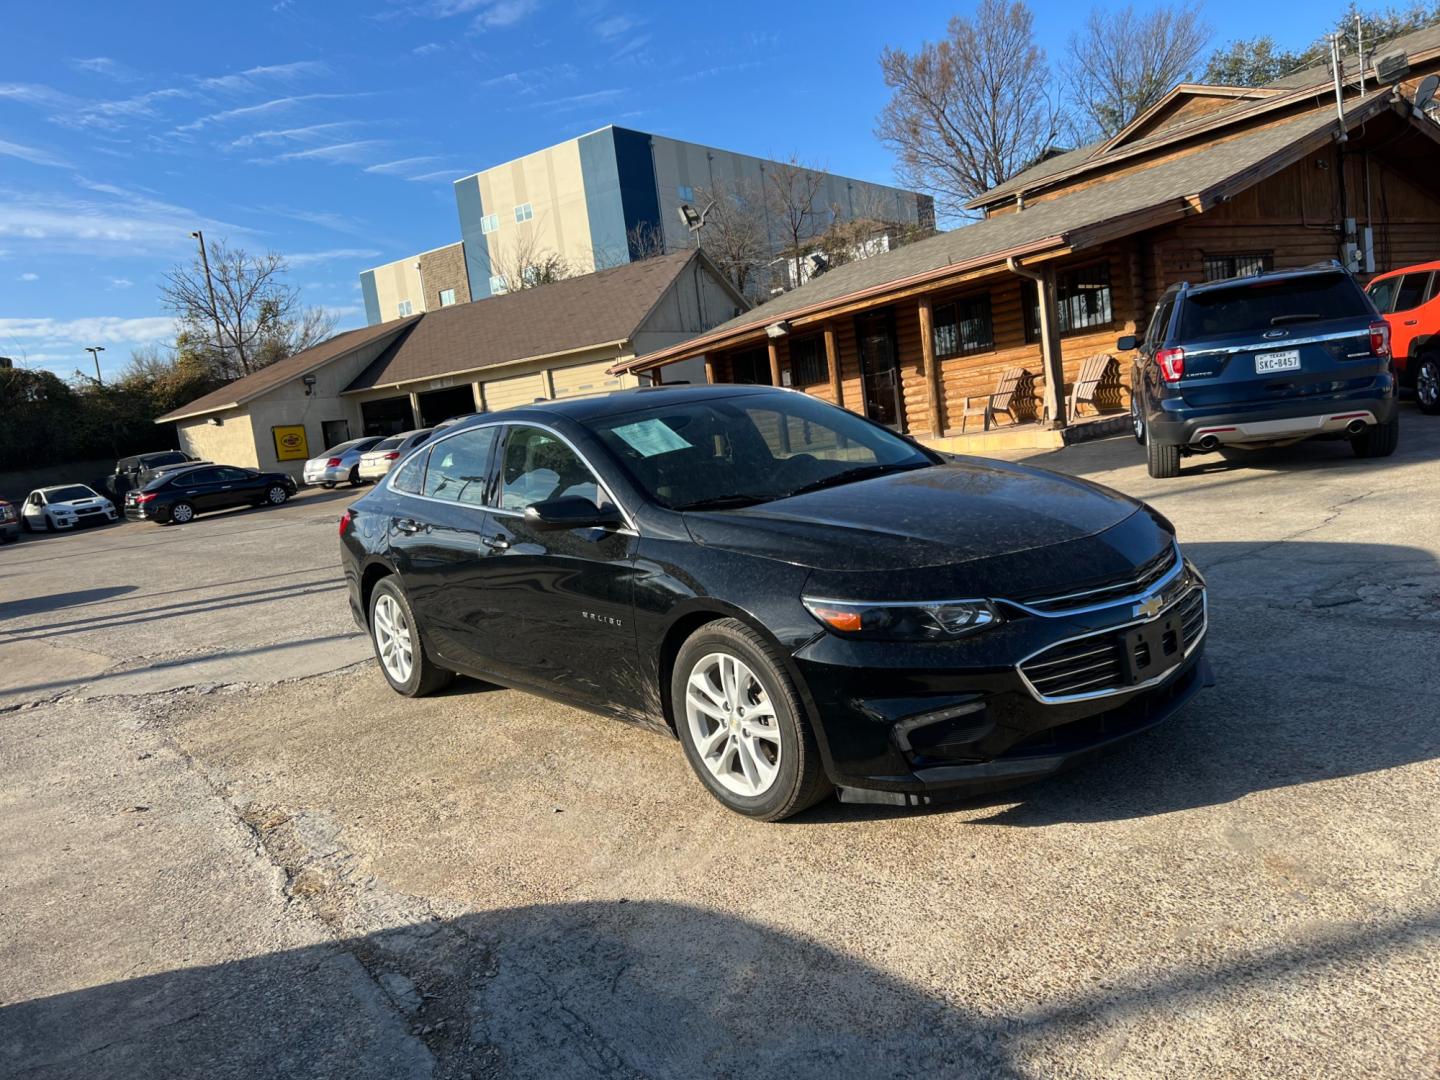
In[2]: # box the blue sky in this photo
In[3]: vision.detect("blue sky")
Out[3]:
[3,0,1348,380]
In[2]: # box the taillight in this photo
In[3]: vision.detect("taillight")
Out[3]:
[338,509,352,537]
[326,457,342,467]
[383,452,400,460]
[1156,346,1185,382]
[1369,321,1390,356]
[135,492,157,504]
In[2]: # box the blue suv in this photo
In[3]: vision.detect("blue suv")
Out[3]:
[1121,264,1399,478]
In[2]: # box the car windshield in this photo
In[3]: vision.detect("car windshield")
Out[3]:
[46,486,97,501]
[585,393,936,511]
[1179,273,1371,341]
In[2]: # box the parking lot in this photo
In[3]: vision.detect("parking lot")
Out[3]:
[2,412,1438,1079]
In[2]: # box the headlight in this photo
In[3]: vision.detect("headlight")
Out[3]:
[801,597,1000,641]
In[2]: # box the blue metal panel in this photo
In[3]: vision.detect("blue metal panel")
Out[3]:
[611,126,662,260]
[454,177,494,298]
[360,270,381,326]
[578,128,631,268]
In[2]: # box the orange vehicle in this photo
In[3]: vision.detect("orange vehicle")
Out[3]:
[1365,261,1440,414]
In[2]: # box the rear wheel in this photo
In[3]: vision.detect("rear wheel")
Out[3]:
[1351,415,1400,458]
[672,618,831,821]
[1415,355,1440,415]
[1145,428,1181,478]
[348,466,363,487]
[369,577,453,697]
[322,482,336,490]
[170,501,195,525]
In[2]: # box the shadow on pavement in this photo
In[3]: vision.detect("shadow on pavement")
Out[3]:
[0,585,137,620]
[3,899,1435,1079]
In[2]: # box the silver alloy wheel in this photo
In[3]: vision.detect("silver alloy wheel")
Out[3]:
[1131,393,1145,441]
[1419,359,1439,409]
[684,651,782,797]
[373,593,414,684]
[267,485,288,504]
[172,503,194,524]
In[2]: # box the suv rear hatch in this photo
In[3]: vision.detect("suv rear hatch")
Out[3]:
[1173,272,1383,408]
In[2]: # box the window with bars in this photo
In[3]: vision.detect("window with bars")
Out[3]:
[1203,252,1272,281]
[933,294,995,358]
[1024,263,1113,342]
[788,336,827,386]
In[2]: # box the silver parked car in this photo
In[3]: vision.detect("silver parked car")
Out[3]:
[357,428,433,481]
[303,437,384,488]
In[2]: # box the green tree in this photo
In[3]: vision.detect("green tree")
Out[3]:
[1203,37,1305,86]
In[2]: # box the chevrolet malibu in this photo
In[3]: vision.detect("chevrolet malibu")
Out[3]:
[340,385,1212,821]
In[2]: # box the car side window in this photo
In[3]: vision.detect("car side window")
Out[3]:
[1146,298,1174,346]
[1426,274,1440,304]
[424,428,498,506]
[499,426,601,510]
[1395,273,1429,312]
[1367,277,1398,313]
[390,448,428,494]
[185,468,221,485]
[214,467,250,482]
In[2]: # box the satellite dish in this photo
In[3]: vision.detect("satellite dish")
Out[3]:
[1417,74,1440,121]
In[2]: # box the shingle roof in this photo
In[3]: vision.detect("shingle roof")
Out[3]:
[1266,21,1440,90]
[969,143,1103,208]
[344,249,702,391]
[155,318,416,422]
[626,93,1392,370]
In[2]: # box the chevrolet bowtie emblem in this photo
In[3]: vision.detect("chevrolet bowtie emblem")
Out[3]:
[1134,595,1164,619]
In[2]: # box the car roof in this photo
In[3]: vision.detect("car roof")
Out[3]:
[37,483,97,494]
[449,383,786,428]
[1367,260,1440,284]
[1180,263,1353,298]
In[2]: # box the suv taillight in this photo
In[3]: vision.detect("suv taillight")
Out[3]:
[1156,346,1185,382]
[326,457,342,467]
[1369,321,1390,356]
[338,509,352,537]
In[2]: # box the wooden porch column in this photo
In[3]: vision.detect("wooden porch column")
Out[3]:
[703,354,716,385]
[1006,257,1067,430]
[917,296,944,437]
[823,324,842,407]
[650,364,663,385]
[767,339,782,387]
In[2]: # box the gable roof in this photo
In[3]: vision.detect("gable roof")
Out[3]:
[622,91,1396,373]
[155,318,417,423]
[1266,21,1440,90]
[344,249,731,392]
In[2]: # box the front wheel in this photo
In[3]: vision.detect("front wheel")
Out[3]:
[369,577,453,696]
[1351,415,1400,458]
[671,618,831,821]
[265,484,289,506]
[1130,389,1146,444]
[1415,355,1440,415]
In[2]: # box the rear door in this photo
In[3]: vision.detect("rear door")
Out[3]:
[1387,271,1434,365]
[1174,273,1380,408]
[210,467,260,508]
[175,468,226,511]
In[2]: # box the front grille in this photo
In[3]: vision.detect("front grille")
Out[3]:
[1019,585,1207,703]
[1017,545,1179,614]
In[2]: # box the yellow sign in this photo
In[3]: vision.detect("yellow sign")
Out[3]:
[272,425,309,461]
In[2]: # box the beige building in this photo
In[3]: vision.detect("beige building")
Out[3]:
[160,251,741,478]
[360,241,471,326]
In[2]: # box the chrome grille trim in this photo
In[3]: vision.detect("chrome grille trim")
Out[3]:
[1003,543,1183,618]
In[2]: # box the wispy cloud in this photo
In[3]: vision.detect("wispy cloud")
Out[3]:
[0,187,247,257]
[109,277,134,288]
[226,120,360,150]
[363,155,446,176]
[406,169,462,183]
[531,87,626,112]
[593,13,640,40]
[610,32,653,62]
[0,315,178,346]
[2,81,194,131]
[270,139,392,164]
[200,61,330,94]
[69,57,138,81]
[479,62,578,94]
[0,138,69,168]
[286,248,381,267]
[177,92,367,132]
[18,272,39,281]
[470,0,538,28]
[259,205,372,236]
[412,42,446,55]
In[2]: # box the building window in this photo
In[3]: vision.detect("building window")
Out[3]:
[513,202,533,223]
[488,274,507,295]
[397,299,413,317]
[1024,263,1113,342]
[1203,252,1272,281]
[789,336,827,386]
[480,213,500,234]
[438,288,457,307]
[678,184,695,202]
[933,294,994,358]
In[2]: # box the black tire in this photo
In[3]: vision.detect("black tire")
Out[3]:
[671,618,831,822]
[1351,415,1400,458]
[368,576,454,697]
[1130,385,1146,444]
[265,484,289,506]
[169,501,196,525]
[322,482,336,490]
[348,467,363,487]
[1415,355,1440,415]
[20,516,31,533]
[1146,431,1181,478]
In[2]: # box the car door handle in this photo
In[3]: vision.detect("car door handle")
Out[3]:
[221,485,232,490]
[1404,319,1419,325]
[395,518,426,535]
[481,535,509,550]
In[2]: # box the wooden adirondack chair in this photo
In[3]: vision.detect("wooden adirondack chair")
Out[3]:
[960,368,1034,432]
[1067,353,1124,421]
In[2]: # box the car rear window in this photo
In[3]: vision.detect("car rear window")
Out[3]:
[373,436,404,451]
[1179,273,1371,341]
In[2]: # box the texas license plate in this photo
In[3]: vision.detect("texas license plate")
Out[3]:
[1254,349,1301,374]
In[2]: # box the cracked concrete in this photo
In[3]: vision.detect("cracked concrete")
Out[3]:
[3,415,1439,1078]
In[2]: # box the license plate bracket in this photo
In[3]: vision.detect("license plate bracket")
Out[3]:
[1254,349,1301,374]
[1121,611,1185,685]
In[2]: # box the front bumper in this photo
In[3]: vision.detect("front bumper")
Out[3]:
[791,561,1212,803]
[1148,379,1397,447]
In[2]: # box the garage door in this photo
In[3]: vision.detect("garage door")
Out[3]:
[482,373,548,411]
[551,360,626,399]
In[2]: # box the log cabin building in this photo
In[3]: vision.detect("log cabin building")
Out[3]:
[615,25,1440,445]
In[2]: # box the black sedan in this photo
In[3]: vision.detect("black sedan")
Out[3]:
[125,464,296,524]
[340,385,1211,821]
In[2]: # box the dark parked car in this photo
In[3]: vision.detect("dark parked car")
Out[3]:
[0,499,18,543]
[1122,264,1399,477]
[125,464,296,524]
[340,385,1211,821]
[108,450,202,498]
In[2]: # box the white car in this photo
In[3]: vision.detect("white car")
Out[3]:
[302,437,384,488]
[357,428,433,481]
[21,484,119,532]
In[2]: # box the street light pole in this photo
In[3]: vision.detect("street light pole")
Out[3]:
[190,229,226,370]
[85,346,105,384]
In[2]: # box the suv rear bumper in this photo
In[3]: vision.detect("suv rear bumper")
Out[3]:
[1149,380,1397,446]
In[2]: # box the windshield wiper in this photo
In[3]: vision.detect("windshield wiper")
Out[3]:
[781,461,930,499]
[672,493,774,511]
[1270,313,1321,325]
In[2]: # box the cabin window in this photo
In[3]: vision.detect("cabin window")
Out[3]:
[480,213,500,234]
[397,299,413,317]
[789,336,827,386]
[933,293,995,358]
[1024,263,1113,342]
[1203,253,1273,281]
[514,202,534,223]
[438,288,457,307]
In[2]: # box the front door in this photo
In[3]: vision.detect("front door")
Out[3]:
[855,310,903,430]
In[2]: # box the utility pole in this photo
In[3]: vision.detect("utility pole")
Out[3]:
[190,230,228,371]
[84,346,105,384]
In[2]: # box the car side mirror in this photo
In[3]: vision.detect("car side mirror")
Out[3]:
[523,496,623,531]
[1116,334,1139,351]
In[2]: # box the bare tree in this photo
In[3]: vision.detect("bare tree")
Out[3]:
[160,240,325,380]
[876,0,1064,219]
[691,177,770,300]
[492,228,573,293]
[1067,4,1211,139]
[763,157,830,287]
